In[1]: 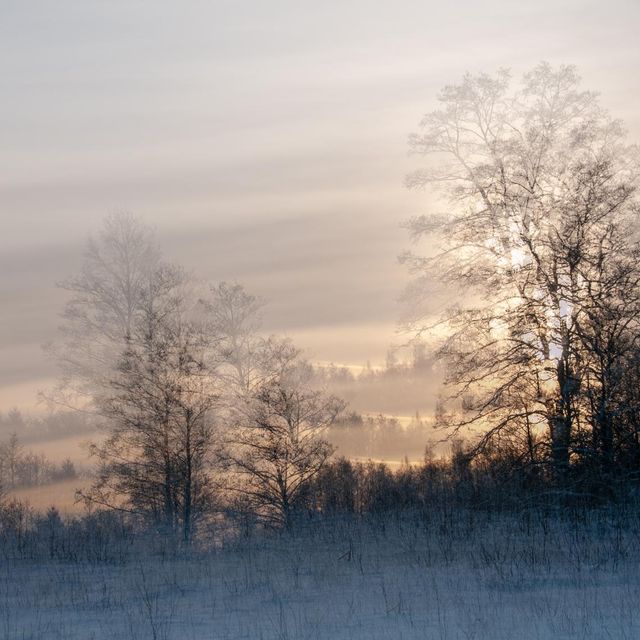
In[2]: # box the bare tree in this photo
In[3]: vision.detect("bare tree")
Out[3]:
[201,282,264,395]
[77,262,220,542]
[222,338,345,528]
[51,212,160,406]
[57,218,345,534]
[53,214,221,542]
[403,63,640,486]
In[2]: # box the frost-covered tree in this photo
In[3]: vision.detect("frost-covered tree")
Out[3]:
[79,264,219,542]
[223,338,345,528]
[56,215,220,542]
[403,63,640,485]
[201,282,264,396]
[51,212,161,406]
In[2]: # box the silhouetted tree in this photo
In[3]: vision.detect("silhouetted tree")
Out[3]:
[79,264,219,543]
[403,63,640,490]
[223,338,344,528]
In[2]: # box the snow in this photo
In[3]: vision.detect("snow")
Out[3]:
[0,510,638,639]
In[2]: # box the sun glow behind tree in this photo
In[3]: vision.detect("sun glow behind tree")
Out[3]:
[403,63,640,484]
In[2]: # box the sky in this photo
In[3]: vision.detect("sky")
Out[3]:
[1,0,640,413]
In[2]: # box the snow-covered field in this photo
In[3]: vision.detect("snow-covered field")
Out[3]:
[1,509,638,639]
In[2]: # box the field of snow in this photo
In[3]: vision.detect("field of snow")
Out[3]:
[1,509,638,639]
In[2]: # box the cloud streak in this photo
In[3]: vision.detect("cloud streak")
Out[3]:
[1,0,640,410]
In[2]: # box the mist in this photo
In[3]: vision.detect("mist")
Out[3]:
[3,4,640,639]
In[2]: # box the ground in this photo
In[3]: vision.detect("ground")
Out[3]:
[0,510,638,639]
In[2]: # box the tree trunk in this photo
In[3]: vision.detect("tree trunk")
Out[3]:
[182,414,193,545]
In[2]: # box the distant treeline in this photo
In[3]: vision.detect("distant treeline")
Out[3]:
[0,433,77,490]
[0,405,435,462]
[309,343,440,416]
[327,412,434,461]
[1,444,638,562]
[0,409,96,443]
[306,444,639,516]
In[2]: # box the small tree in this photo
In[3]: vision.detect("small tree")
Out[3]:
[224,338,345,528]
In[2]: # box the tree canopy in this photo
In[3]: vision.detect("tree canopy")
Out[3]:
[403,63,640,489]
